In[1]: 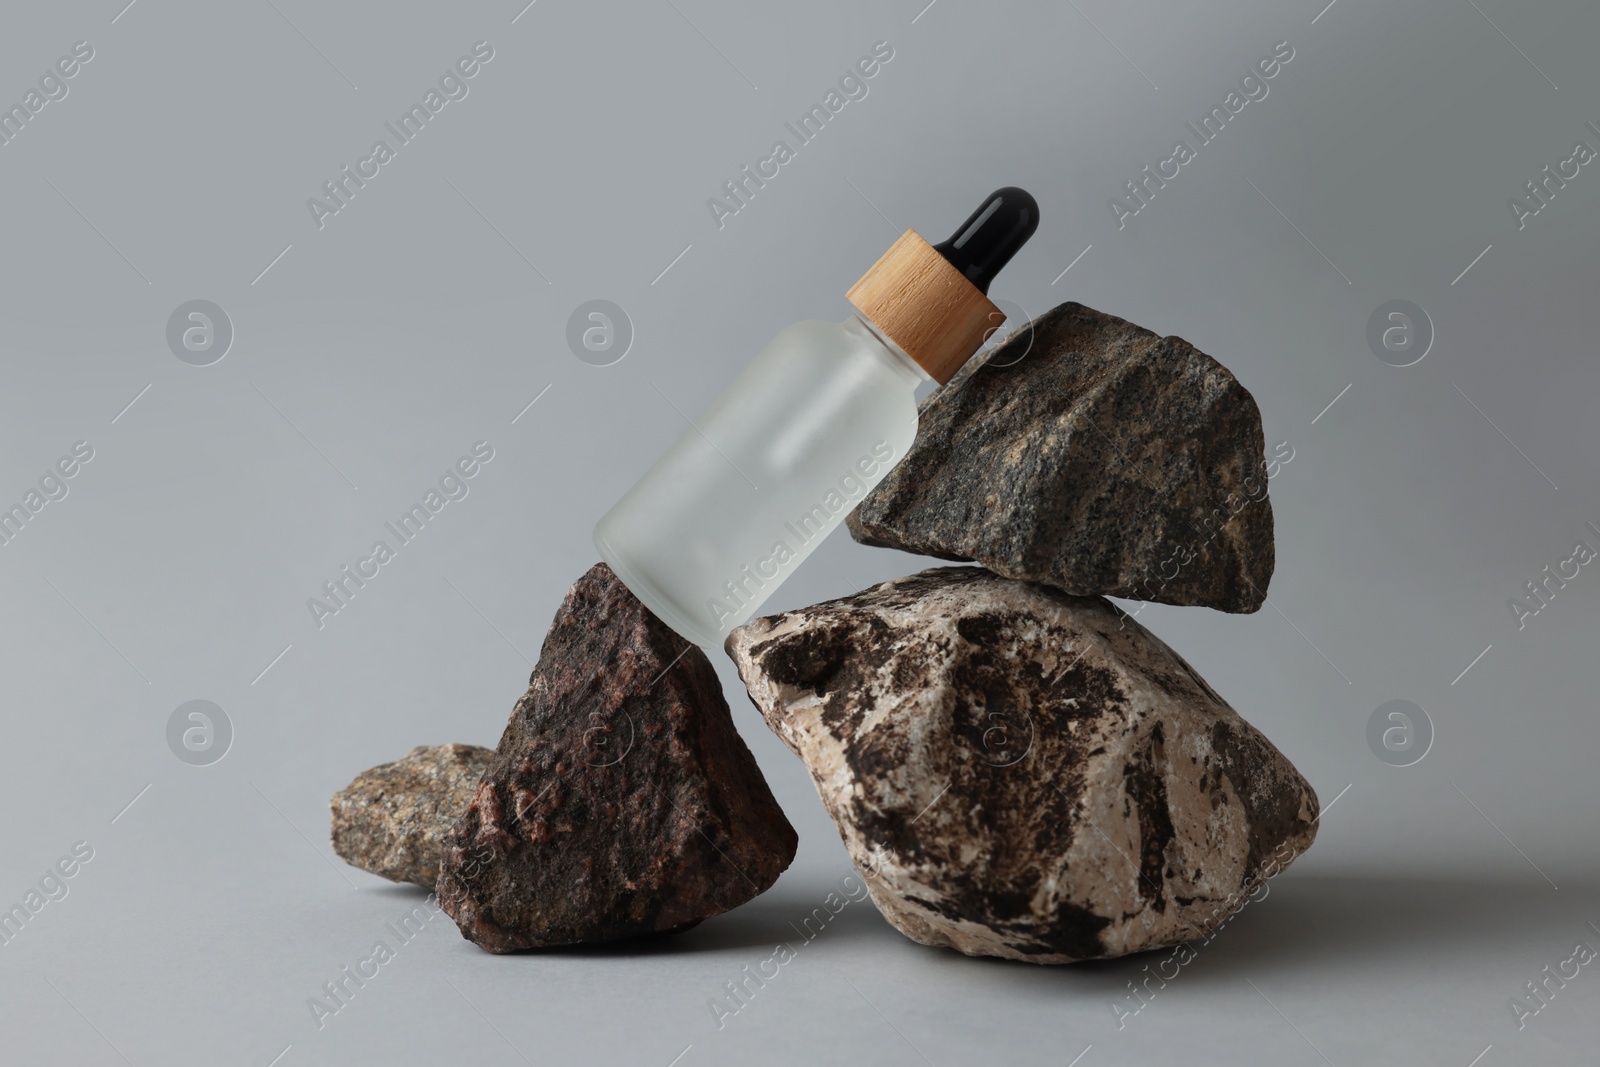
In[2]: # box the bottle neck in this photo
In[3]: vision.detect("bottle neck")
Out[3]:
[844,313,932,388]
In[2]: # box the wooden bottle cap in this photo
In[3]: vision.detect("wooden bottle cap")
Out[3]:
[847,229,1003,385]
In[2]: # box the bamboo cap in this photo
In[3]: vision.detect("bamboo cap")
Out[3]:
[847,229,1003,385]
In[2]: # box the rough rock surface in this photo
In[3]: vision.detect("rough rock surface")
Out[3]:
[848,302,1275,613]
[331,744,494,888]
[437,563,798,953]
[726,566,1317,964]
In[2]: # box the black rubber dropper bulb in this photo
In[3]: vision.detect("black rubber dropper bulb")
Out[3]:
[931,187,1039,295]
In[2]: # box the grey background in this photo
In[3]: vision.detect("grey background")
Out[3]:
[1,0,1596,1063]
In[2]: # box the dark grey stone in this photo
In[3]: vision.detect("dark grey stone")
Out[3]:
[848,302,1276,613]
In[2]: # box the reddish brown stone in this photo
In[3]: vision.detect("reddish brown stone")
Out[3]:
[436,563,797,953]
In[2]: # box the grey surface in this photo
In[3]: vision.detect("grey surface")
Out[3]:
[0,0,1595,1064]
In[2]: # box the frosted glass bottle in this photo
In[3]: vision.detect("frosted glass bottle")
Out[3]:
[595,316,926,646]
[595,187,1039,646]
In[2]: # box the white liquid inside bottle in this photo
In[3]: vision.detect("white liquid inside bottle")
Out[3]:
[594,316,925,647]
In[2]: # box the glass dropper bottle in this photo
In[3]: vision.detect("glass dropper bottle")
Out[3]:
[595,187,1039,646]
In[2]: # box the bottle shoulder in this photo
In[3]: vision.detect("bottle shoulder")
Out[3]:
[761,318,926,388]
[769,318,854,346]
